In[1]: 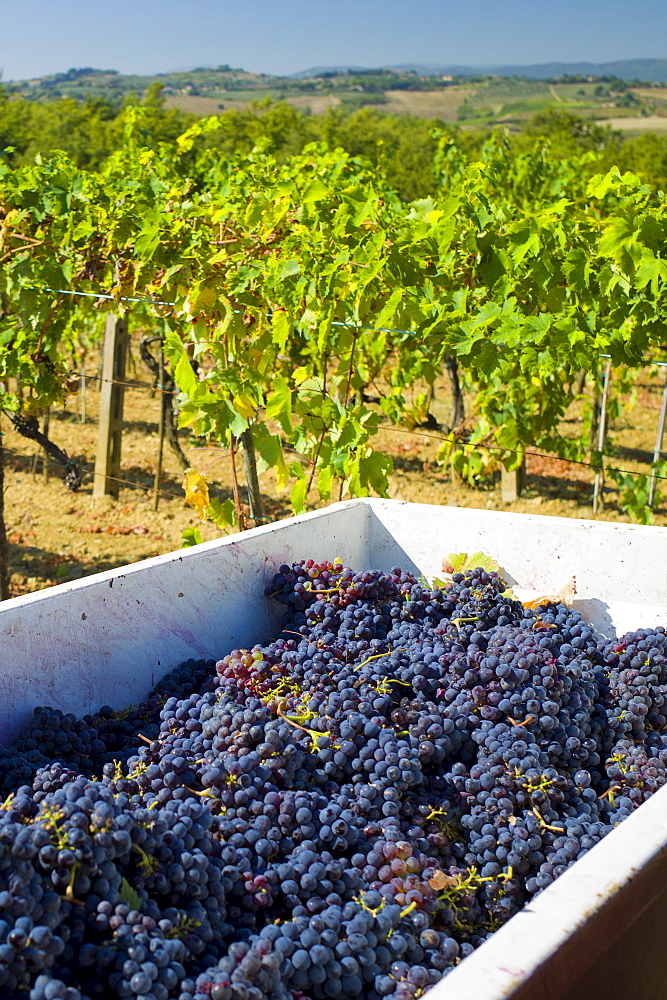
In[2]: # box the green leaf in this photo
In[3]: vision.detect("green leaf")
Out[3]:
[301,179,329,204]
[278,260,301,280]
[254,423,284,473]
[173,353,199,399]
[265,376,292,433]
[599,217,636,259]
[271,310,291,351]
[317,465,333,501]
[291,477,308,514]
[586,168,621,199]
[209,496,236,527]
[562,249,591,291]
[182,526,203,547]
[635,251,667,296]
[358,450,392,496]
[373,288,404,330]
[119,878,142,911]
[134,211,161,260]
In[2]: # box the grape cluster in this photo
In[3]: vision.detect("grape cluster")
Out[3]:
[0,659,218,799]
[1,559,666,999]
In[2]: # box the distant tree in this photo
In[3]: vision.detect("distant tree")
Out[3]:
[521,109,620,153]
[604,130,667,190]
[313,107,450,200]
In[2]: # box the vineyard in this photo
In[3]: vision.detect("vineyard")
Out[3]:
[2,111,667,599]
[4,91,667,1000]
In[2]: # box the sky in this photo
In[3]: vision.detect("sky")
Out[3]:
[0,0,665,81]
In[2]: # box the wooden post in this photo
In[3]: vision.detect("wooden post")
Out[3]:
[80,361,87,424]
[241,426,264,524]
[42,411,50,483]
[0,423,9,601]
[501,455,525,503]
[592,361,612,515]
[153,338,165,511]
[93,315,128,499]
[648,368,667,508]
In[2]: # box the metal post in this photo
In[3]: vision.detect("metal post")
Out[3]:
[648,370,667,508]
[592,361,612,515]
[93,314,128,499]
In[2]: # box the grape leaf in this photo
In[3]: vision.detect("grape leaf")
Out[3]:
[183,469,210,521]
[439,552,515,598]
[441,552,504,576]
[119,878,142,911]
[429,871,459,890]
[182,526,203,548]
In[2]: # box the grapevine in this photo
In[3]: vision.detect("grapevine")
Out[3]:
[2,117,667,543]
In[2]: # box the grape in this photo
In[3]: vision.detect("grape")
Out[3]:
[0,560,665,998]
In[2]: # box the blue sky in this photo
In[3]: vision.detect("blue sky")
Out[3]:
[1,0,665,81]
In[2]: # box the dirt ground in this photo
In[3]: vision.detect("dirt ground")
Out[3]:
[2,358,666,599]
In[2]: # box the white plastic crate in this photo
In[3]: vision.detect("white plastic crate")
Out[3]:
[2,498,667,999]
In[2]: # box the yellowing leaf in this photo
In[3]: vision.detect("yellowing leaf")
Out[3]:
[233,394,257,420]
[271,310,291,351]
[442,552,503,576]
[183,469,211,521]
[195,285,217,309]
[275,453,290,492]
[440,552,514,597]
[429,871,459,890]
[176,116,223,153]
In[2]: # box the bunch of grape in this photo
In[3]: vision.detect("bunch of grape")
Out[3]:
[2,559,667,999]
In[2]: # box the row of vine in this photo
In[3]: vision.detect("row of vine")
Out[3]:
[1,113,666,573]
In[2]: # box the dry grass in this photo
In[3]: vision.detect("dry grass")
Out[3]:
[629,87,667,103]
[602,115,667,132]
[165,92,343,115]
[165,88,472,121]
[164,95,249,114]
[382,87,472,120]
[284,94,342,113]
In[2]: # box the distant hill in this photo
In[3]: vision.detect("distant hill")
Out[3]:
[295,59,667,84]
[5,61,667,135]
